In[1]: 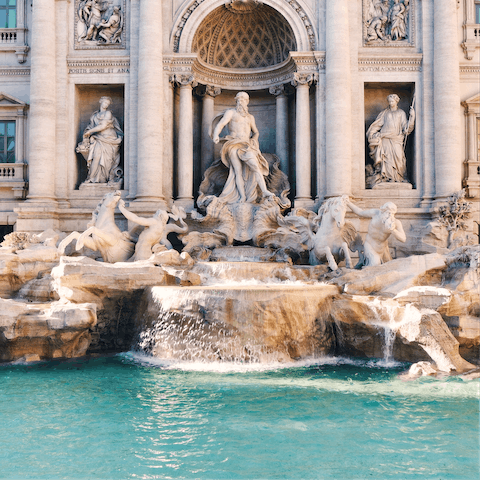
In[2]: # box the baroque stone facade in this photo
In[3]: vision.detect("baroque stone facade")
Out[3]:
[0,0,476,247]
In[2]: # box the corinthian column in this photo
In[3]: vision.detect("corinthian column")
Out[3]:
[292,73,314,207]
[325,0,352,197]
[27,0,56,204]
[136,0,165,205]
[200,85,221,174]
[434,0,461,199]
[269,84,290,176]
[176,74,197,210]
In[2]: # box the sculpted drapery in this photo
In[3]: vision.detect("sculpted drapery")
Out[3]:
[366,94,415,184]
[77,97,123,184]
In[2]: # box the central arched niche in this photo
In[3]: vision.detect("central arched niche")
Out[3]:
[184,2,309,201]
[192,3,297,69]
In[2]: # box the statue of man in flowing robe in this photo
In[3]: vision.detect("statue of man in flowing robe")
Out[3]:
[366,94,415,185]
[210,92,274,204]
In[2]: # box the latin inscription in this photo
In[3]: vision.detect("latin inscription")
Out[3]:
[68,67,129,74]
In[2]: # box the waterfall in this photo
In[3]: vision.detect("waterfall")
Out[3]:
[368,298,421,367]
[136,286,286,363]
[134,283,341,364]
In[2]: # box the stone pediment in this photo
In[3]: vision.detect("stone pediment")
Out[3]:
[0,93,27,107]
[462,93,480,113]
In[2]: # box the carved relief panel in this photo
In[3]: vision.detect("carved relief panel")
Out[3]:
[75,0,126,50]
[363,0,414,47]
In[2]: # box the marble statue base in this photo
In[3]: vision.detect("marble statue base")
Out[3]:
[79,181,123,196]
[372,182,413,191]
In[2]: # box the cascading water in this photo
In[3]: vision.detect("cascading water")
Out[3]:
[368,298,422,366]
[134,267,341,364]
[137,286,285,363]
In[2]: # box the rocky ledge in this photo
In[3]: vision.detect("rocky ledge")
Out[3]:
[0,240,478,376]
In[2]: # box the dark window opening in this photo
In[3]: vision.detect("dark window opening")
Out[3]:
[0,225,13,242]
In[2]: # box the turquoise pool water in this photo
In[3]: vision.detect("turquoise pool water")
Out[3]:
[1,353,478,480]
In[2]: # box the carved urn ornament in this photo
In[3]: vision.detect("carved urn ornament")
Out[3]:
[225,0,261,14]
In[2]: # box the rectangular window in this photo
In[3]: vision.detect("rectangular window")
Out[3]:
[0,121,15,163]
[0,0,16,29]
[476,1,480,24]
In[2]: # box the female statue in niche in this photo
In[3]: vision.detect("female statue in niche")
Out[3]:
[76,96,123,185]
[366,93,415,187]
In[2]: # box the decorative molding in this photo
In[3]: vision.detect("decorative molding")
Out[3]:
[173,0,315,53]
[358,55,422,72]
[362,0,415,48]
[164,50,323,91]
[290,51,324,71]
[74,0,126,50]
[283,0,316,51]
[192,56,297,90]
[460,65,480,77]
[67,58,130,75]
[0,68,30,76]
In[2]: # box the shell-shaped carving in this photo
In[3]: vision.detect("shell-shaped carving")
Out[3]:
[192,5,297,69]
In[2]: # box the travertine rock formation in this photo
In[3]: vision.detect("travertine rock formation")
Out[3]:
[0,299,96,362]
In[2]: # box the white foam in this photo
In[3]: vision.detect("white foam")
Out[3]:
[120,352,480,399]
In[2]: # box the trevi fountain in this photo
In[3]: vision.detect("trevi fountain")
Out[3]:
[0,0,479,479]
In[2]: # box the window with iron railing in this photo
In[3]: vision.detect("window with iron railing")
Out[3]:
[0,0,16,29]
[0,121,15,163]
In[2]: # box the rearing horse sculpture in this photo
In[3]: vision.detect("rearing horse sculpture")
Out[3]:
[58,190,135,263]
[293,195,359,271]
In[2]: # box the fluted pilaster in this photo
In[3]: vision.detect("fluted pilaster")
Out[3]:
[292,73,314,207]
[136,0,165,204]
[325,0,352,197]
[434,0,461,198]
[27,0,57,203]
[176,75,197,210]
[269,84,290,176]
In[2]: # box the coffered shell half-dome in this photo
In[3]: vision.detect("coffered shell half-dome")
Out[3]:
[192,4,297,70]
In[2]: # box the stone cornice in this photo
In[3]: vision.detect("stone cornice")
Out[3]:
[460,65,480,77]
[164,51,322,90]
[66,57,130,68]
[290,51,324,71]
[0,67,30,76]
[358,54,423,72]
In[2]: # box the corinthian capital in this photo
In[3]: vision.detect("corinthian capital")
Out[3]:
[291,73,315,87]
[204,85,222,97]
[175,74,198,88]
[269,84,288,97]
